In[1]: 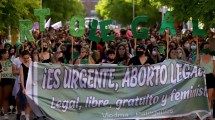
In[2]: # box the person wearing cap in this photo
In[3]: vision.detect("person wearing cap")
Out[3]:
[128,44,154,66]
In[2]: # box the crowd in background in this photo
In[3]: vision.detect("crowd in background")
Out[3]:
[0,24,215,120]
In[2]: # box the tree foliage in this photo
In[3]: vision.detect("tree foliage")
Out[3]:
[0,0,40,34]
[95,0,161,26]
[156,0,215,28]
[42,0,85,24]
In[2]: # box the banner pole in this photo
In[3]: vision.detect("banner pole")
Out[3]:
[196,36,199,58]
[105,42,108,51]
[88,41,92,64]
[166,32,169,59]
[71,37,74,64]
[196,36,200,65]
[134,38,137,50]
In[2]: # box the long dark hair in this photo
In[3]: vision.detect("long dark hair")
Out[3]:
[22,50,30,57]
[115,44,129,63]
[0,49,8,60]
[168,48,176,59]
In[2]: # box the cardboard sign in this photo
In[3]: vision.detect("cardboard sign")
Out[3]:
[132,16,149,39]
[100,20,115,41]
[89,20,101,42]
[34,8,50,32]
[159,11,176,35]
[19,19,35,42]
[70,16,85,37]
[1,60,14,79]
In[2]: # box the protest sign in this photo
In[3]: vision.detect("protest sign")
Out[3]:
[19,19,35,43]
[100,20,115,42]
[70,16,85,37]
[45,18,51,28]
[0,60,14,79]
[26,59,210,120]
[51,21,62,30]
[89,19,101,42]
[34,8,50,32]
[132,16,148,39]
[20,8,156,43]
[159,11,176,35]
[192,20,206,38]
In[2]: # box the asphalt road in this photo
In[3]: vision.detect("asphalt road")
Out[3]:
[0,113,44,120]
[0,114,215,120]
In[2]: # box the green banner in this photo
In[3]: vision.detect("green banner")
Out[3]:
[26,60,210,120]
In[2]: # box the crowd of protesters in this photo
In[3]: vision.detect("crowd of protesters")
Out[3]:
[0,24,215,120]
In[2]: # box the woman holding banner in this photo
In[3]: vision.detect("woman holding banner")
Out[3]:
[128,44,154,66]
[12,46,25,120]
[39,41,52,63]
[176,47,187,61]
[74,47,95,64]
[198,42,215,112]
[168,48,177,59]
[189,40,197,64]
[150,46,165,64]
[20,50,32,120]
[0,63,2,116]
[114,43,130,65]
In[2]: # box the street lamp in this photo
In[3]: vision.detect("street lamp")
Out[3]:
[132,0,135,20]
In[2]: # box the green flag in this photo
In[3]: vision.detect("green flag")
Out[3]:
[192,20,207,38]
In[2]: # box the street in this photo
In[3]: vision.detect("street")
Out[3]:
[1,114,215,120]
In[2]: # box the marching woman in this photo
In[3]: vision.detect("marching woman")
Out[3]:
[20,50,32,120]
[0,62,2,116]
[74,47,95,64]
[0,49,14,119]
[12,46,25,120]
[39,41,53,63]
[198,42,215,115]
[128,44,154,66]
[114,43,130,65]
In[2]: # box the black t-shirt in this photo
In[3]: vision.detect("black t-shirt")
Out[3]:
[21,63,29,88]
[128,56,154,65]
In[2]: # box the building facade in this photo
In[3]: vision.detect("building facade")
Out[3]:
[81,0,99,16]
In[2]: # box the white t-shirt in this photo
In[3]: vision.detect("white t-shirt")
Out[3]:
[10,55,16,63]
[213,56,215,60]
[13,57,22,71]
[13,57,22,82]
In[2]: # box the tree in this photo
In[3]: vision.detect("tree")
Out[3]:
[95,0,161,26]
[0,0,40,35]
[156,0,215,28]
[42,0,85,24]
